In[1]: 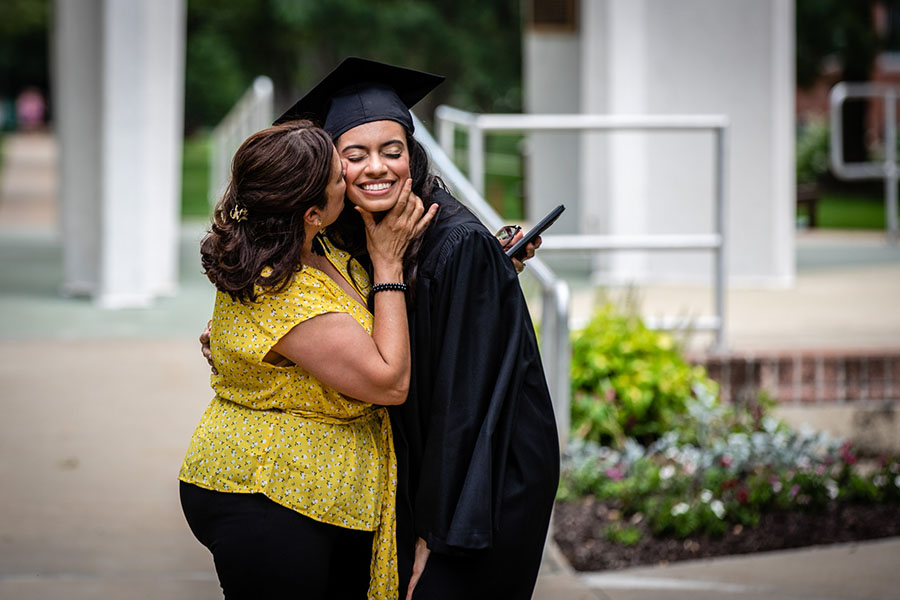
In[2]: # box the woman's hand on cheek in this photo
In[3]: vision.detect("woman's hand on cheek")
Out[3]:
[356,179,436,270]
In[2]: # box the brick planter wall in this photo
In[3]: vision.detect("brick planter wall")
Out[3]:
[688,350,900,405]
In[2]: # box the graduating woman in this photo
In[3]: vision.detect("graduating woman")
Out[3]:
[275,58,560,599]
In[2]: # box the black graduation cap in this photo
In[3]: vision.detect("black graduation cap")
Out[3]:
[275,57,445,139]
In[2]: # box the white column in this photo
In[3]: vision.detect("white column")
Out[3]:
[99,0,151,308]
[143,0,186,298]
[567,0,796,286]
[605,0,649,282]
[54,0,103,297]
[577,0,611,281]
[523,30,580,233]
[770,0,796,286]
[578,0,609,237]
[54,0,185,308]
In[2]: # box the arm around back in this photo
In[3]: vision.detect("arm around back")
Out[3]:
[271,304,409,406]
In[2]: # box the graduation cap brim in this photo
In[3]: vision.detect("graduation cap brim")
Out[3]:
[275,57,445,139]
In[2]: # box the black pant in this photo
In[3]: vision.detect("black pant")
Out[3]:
[180,482,373,600]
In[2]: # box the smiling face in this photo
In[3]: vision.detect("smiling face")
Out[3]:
[335,120,411,213]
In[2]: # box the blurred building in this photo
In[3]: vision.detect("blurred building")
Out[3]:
[524,0,795,287]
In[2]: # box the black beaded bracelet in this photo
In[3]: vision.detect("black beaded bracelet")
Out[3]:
[371,282,408,294]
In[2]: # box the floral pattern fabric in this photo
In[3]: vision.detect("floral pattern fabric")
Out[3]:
[179,236,397,599]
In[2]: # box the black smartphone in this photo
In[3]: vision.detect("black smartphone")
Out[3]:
[505,204,565,259]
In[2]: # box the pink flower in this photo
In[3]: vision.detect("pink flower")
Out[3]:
[789,484,801,498]
[839,442,857,465]
[720,455,733,468]
[605,388,617,402]
[606,466,624,482]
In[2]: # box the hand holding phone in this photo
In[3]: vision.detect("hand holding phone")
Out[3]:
[504,204,565,259]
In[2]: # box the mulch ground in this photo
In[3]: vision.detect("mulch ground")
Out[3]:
[553,498,900,572]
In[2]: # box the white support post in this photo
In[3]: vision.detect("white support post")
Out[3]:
[467,122,485,197]
[885,90,899,245]
[99,0,152,307]
[143,0,186,298]
[55,0,103,297]
[54,0,186,308]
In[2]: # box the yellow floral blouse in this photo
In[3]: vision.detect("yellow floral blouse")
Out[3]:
[178,236,397,599]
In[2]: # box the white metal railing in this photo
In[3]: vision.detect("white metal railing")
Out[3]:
[208,76,274,207]
[829,81,900,244]
[413,114,572,449]
[435,107,730,351]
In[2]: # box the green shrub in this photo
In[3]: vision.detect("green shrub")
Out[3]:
[796,118,830,185]
[570,303,716,448]
[181,132,211,219]
[604,522,643,546]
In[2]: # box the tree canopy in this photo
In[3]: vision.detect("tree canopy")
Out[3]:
[6,0,896,138]
[796,0,880,89]
[184,0,524,131]
[0,0,50,102]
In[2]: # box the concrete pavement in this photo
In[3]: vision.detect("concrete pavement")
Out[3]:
[2,131,899,599]
[568,537,900,600]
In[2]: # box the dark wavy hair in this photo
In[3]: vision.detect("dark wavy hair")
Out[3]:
[327,130,451,308]
[201,120,334,302]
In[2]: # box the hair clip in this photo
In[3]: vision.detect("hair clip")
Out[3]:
[229,206,249,222]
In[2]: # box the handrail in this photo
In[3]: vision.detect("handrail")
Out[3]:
[435,106,729,351]
[208,76,274,207]
[829,81,900,243]
[412,114,572,450]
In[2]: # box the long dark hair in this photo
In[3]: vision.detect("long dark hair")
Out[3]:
[201,120,334,302]
[327,130,449,308]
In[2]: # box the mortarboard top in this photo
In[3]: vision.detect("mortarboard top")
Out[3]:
[275,57,445,139]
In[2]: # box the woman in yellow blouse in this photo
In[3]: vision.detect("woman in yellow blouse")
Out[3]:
[178,119,436,600]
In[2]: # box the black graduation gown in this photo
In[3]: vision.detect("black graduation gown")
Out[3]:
[391,189,560,598]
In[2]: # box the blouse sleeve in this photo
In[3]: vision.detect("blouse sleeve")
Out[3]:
[249,271,344,356]
[211,269,345,368]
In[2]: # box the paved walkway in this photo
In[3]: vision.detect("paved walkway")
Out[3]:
[2,132,899,599]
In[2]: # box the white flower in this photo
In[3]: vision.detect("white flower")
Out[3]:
[671,502,690,516]
[874,475,887,488]
[895,475,900,488]
[660,465,676,480]
[761,416,779,433]
[700,489,713,503]
[825,479,839,499]
[710,500,726,519]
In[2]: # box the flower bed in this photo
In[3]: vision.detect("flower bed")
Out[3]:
[557,303,900,570]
